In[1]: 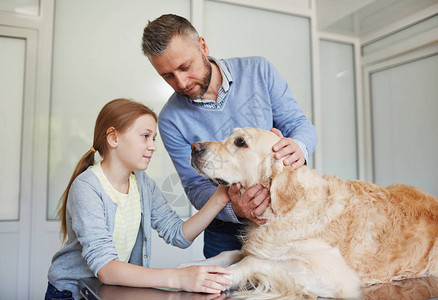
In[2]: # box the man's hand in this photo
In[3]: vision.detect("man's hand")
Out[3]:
[228,183,270,225]
[270,128,305,169]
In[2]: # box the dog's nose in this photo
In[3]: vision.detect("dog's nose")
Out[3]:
[191,142,205,156]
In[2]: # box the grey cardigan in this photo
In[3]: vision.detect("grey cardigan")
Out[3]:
[47,167,191,299]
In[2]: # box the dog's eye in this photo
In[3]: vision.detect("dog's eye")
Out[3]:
[234,137,247,148]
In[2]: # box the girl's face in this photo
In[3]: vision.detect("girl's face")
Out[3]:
[114,114,157,171]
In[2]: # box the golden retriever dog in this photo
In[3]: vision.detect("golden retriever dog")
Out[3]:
[188,127,438,299]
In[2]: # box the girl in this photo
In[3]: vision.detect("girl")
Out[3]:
[45,98,232,299]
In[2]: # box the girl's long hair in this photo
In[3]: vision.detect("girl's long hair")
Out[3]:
[57,98,157,243]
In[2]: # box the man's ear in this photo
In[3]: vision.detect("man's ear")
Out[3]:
[106,127,118,148]
[199,37,209,56]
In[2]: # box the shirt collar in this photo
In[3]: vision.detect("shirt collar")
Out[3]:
[211,56,232,92]
[190,56,233,104]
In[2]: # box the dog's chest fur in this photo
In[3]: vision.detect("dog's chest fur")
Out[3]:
[240,169,351,260]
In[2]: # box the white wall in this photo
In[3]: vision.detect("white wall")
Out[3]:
[204,1,313,120]
[319,40,358,180]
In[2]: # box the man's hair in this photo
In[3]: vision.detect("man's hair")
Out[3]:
[142,14,199,56]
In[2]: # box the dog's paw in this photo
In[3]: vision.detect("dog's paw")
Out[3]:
[223,272,234,291]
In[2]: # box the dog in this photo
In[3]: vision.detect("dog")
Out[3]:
[188,127,438,299]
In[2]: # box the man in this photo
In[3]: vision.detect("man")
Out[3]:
[142,14,317,258]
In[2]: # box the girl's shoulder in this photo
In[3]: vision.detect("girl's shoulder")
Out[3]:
[75,166,100,184]
[70,166,103,195]
[66,167,108,209]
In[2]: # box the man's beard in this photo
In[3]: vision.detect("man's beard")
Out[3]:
[180,55,212,100]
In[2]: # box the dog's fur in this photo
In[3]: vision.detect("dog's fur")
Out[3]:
[189,127,438,299]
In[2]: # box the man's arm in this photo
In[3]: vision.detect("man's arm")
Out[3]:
[263,57,317,166]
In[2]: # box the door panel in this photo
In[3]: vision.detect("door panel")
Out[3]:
[319,40,358,180]
[0,28,35,300]
[0,36,24,220]
[370,54,438,196]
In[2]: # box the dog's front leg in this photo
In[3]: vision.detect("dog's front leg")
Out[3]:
[226,256,315,298]
[227,255,286,289]
[178,250,243,268]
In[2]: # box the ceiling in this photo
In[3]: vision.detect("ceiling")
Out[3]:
[317,0,438,39]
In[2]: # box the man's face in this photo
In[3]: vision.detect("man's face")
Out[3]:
[149,35,212,100]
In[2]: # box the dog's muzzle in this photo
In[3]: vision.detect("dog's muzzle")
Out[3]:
[191,142,205,157]
[191,142,229,185]
[190,142,207,175]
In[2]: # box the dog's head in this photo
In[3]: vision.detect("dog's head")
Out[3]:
[191,127,284,189]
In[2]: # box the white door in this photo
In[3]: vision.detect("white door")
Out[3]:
[370,54,438,197]
[0,27,37,300]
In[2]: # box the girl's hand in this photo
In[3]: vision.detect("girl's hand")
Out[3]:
[182,186,231,242]
[213,185,231,207]
[176,265,232,294]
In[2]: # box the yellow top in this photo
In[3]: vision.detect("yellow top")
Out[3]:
[91,163,141,262]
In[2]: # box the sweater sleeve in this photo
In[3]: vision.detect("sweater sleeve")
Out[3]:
[263,58,317,159]
[68,178,118,276]
[158,112,241,223]
[147,176,192,248]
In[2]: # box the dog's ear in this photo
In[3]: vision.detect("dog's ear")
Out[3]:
[272,158,285,177]
[258,155,274,188]
[258,155,285,188]
[270,166,304,215]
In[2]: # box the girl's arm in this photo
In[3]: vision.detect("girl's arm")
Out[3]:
[97,186,232,293]
[97,260,231,293]
[182,185,230,242]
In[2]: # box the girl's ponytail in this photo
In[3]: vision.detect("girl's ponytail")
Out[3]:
[57,148,96,243]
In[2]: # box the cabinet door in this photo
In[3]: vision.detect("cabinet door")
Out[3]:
[0,27,36,300]
[370,54,438,196]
